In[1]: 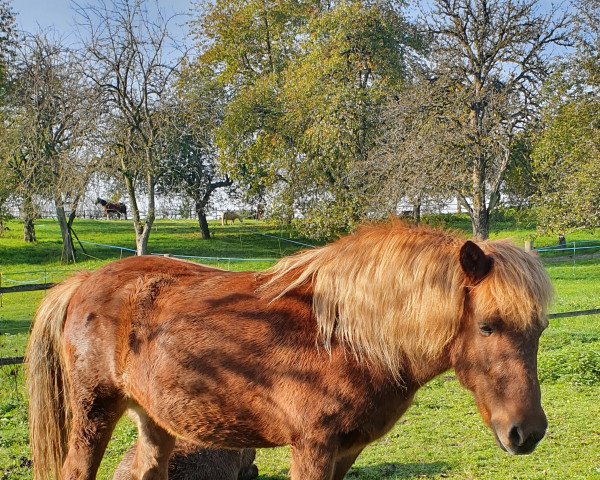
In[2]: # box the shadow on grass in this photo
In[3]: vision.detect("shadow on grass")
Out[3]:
[347,462,449,479]
[0,320,32,335]
[258,462,449,480]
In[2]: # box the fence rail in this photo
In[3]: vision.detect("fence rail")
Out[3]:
[0,356,24,366]
[0,283,56,294]
[5,207,262,221]
[548,308,600,319]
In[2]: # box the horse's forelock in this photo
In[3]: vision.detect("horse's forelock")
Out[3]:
[471,241,553,330]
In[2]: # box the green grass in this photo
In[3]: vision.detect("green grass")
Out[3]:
[1,217,599,479]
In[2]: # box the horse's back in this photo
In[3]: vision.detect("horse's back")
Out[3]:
[61,257,240,391]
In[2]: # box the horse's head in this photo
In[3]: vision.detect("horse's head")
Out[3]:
[451,240,551,455]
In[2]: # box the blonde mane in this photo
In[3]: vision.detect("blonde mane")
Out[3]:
[263,221,553,377]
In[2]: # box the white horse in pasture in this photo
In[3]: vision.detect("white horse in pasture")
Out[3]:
[221,211,243,225]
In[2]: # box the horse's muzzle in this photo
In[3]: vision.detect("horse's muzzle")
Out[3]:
[493,420,547,455]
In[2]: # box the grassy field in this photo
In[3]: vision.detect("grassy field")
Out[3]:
[1,217,599,479]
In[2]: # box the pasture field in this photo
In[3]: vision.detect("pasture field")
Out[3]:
[1,218,599,479]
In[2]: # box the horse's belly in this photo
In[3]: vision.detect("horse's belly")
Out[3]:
[123,325,297,448]
[129,367,292,448]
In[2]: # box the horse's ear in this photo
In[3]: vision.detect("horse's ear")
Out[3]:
[459,241,493,283]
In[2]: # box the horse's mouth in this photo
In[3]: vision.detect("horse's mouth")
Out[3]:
[493,428,543,455]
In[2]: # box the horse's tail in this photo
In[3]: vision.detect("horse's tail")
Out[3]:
[26,272,90,480]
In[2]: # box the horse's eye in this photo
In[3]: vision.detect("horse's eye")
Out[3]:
[479,324,494,336]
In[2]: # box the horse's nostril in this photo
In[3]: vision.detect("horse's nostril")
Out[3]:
[508,424,524,447]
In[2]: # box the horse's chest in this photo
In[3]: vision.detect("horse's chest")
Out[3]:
[337,389,415,453]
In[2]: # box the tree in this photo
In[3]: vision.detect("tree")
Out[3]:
[0,0,16,98]
[278,1,423,238]
[157,66,232,239]
[196,0,422,238]
[77,0,183,255]
[196,0,311,219]
[380,0,571,239]
[532,99,600,232]
[531,0,600,232]
[0,0,17,235]
[6,33,97,261]
[2,104,40,243]
[367,74,464,222]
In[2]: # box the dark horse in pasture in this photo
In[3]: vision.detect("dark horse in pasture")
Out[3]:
[95,197,127,220]
[113,441,258,480]
[26,221,553,480]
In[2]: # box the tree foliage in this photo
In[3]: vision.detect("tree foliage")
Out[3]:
[574,0,600,87]
[195,0,422,238]
[372,0,571,239]
[532,0,600,233]
[532,99,600,232]
[0,0,16,98]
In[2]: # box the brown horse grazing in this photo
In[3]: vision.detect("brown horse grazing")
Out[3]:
[96,197,127,220]
[26,221,553,480]
[113,441,258,480]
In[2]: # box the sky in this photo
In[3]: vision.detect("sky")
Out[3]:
[14,0,573,40]
[14,0,195,42]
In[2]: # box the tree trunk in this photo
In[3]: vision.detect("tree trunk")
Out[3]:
[193,178,232,239]
[470,172,490,239]
[136,228,150,256]
[471,205,489,240]
[133,169,156,256]
[123,170,142,244]
[55,201,76,264]
[196,204,211,240]
[412,199,421,225]
[122,163,155,256]
[23,217,36,243]
[22,193,36,243]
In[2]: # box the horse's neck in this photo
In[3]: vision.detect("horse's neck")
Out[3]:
[411,350,453,385]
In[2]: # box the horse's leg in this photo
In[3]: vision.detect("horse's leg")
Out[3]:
[289,442,336,480]
[62,393,126,480]
[129,407,175,480]
[332,449,363,480]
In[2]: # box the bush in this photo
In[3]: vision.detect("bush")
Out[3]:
[489,206,537,229]
[539,346,600,386]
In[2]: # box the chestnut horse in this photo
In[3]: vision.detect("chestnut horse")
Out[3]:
[95,197,127,220]
[26,222,553,480]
